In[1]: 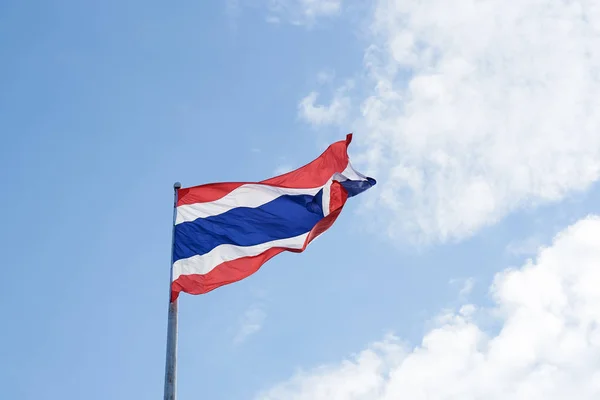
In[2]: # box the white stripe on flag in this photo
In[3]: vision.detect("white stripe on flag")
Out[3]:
[322,182,331,216]
[176,184,322,224]
[172,232,310,280]
[342,161,368,181]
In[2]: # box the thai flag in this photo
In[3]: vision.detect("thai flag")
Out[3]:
[171,134,375,300]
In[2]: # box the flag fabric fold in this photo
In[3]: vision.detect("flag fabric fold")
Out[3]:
[170,134,375,300]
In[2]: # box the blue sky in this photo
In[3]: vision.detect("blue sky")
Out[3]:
[2,1,600,399]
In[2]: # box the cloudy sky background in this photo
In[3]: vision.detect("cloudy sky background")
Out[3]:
[1,1,600,399]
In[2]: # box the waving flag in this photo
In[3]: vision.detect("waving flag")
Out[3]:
[170,134,375,300]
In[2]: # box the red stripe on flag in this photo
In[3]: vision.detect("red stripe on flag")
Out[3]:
[329,181,349,214]
[176,134,353,207]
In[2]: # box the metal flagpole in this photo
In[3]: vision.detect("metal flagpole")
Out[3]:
[164,181,181,400]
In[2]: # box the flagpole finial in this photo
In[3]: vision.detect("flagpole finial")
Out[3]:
[173,182,181,190]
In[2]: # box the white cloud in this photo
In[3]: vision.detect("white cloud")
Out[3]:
[267,0,343,26]
[459,277,474,297]
[298,91,350,126]
[256,215,600,399]
[453,277,475,297]
[307,0,600,242]
[506,235,545,257]
[449,277,476,298]
[234,304,267,345]
[316,69,336,85]
[298,80,354,126]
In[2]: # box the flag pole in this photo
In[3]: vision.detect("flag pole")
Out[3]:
[164,181,181,400]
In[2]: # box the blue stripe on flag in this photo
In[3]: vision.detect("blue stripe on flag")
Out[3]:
[173,194,324,263]
[341,177,377,197]
[306,189,324,214]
